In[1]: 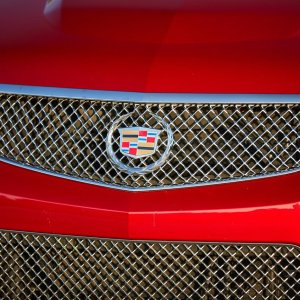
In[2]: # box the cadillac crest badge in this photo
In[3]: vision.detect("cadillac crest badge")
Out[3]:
[118,127,160,158]
[106,112,173,175]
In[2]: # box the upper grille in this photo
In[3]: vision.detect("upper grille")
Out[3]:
[0,92,299,190]
[0,230,299,299]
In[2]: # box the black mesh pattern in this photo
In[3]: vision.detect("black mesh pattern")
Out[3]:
[0,93,299,190]
[0,231,299,299]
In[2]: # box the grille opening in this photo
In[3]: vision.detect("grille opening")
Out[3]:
[0,231,299,299]
[0,94,299,190]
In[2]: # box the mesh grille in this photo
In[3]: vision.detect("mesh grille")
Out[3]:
[0,93,299,190]
[0,231,299,299]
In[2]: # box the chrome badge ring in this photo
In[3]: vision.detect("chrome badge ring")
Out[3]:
[106,113,173,175]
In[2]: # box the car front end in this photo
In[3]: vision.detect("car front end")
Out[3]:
[0,0,299,298]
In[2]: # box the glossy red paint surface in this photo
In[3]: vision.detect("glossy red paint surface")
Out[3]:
[1,162,300,245]
[0,0,300,93]
[0,0,300,244]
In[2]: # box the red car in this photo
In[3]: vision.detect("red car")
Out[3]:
[0,0,299,299]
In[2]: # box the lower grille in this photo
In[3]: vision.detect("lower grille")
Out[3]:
[0,231,299,299]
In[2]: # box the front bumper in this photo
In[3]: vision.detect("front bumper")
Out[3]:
[1,161,299,244]
[1,87,299,298]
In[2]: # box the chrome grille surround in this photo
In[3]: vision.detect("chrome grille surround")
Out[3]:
[0,230,299,299]
[0,85,299,190]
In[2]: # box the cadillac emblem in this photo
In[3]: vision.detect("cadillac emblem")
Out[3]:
[106,113,173,175]
[118,127,160,158]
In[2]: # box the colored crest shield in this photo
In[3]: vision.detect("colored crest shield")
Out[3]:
[118,127,161,158]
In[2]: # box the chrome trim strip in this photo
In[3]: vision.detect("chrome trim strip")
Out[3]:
[0,157,299,192]
[0,84,300,103]
[1,229,300,247]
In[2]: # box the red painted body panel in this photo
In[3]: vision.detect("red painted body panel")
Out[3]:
[0,0,300,93]
[0,0,299,244]
[1,162,299,245]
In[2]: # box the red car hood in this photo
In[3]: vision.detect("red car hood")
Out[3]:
[0,0,300,93]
